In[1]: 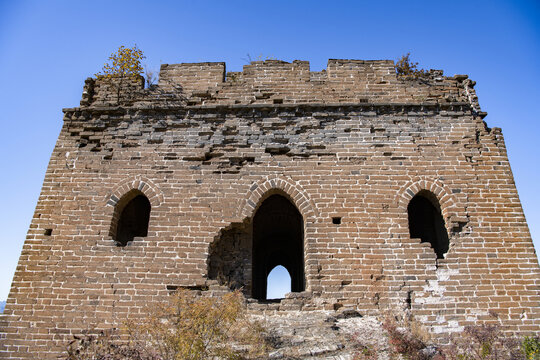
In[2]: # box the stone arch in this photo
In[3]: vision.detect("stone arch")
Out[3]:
[239,175,319,222]
[396,178,466,231]
[243,177,318,298]
[105,176,163,209]
[395,178,467,257]
[104,176,163,245]
[208,176,318,297]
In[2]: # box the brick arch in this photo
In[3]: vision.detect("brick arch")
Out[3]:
[105,176,163,209]
[104,176,163,243]
[395,177,466,232]
[239,175,319,222]
[239,175,319,293]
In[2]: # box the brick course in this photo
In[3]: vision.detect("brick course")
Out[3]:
[0,59,538,359]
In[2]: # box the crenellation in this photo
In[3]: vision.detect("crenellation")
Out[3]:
[81,59,483,108]
[158,62,226,93]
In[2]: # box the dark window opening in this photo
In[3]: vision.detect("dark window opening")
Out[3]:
[266,265,291,300]
[332,217,342,225]
[253,194,304,300]
[115,194,151,246]
[44,229,52,236]
[407,191,449,259]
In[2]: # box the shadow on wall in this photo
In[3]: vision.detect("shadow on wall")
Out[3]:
[207,193,304,300]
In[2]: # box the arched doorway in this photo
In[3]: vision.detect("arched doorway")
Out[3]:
[407,190,449,258]
[252,194,304,300]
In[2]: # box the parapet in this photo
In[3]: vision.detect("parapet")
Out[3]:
[158,62,226,92]
[80,59,481,111]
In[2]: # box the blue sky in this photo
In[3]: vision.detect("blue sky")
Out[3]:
[0,0,538,300]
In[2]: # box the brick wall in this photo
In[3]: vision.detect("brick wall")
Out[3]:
[0,59,538,359]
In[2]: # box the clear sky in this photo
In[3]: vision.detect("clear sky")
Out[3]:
[0,0,539,300]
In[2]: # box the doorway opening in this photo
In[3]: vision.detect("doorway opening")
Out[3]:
[252,194,304,300]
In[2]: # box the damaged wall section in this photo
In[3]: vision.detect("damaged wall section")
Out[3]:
[207,220,252,294]
[207,193,305,301]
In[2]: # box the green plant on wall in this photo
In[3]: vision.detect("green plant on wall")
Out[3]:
[96,45,145,81]
[522,336,540,360]
[95,45,145,103]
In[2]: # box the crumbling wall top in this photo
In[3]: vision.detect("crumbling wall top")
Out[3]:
[79,59,482,112]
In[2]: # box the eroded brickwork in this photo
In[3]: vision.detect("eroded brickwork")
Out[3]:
[0,59,538,359]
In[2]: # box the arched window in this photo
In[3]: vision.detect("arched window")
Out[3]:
[252,194,304,300]
[407,190,449,258]
[267,265,291,300]
[113,192,151,246]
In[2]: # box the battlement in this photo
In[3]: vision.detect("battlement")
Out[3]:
[159,62,226,92]
[82,59,481,110]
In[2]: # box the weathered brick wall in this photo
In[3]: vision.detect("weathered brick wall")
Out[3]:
[0,59,538,359]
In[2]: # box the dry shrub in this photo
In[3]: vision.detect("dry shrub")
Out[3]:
[65,290,267,360]
[126,289,266,359]
[446,325,527,360]
[352,315,537,360]
[352,343,378,360]
[144,66,158,88]
[382,317,431,360]
[353,317,440,360]
[395,52,426,79]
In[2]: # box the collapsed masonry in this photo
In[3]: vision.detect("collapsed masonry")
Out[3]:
[1,59,539,359]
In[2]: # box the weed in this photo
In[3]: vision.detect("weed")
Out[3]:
[446,325,524,360]
[522,336,540,360]
[64,290,267,360]
[395,52,426,79]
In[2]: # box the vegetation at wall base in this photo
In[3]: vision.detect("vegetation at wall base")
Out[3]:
[65,290,267,360]
[353,316,540,360]
[522,337,540,360]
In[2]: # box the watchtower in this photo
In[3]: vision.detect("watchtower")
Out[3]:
[1,59,538,359]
